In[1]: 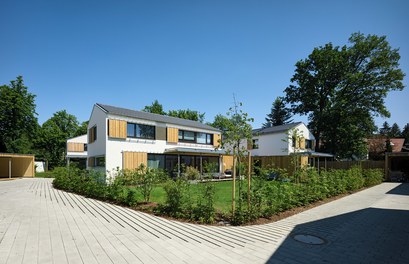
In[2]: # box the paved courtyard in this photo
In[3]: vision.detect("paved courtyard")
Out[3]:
[0,178,408,264]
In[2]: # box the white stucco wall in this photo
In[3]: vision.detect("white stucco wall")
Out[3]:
[250,123,315,157]
[87,105,107,163]
[104,113,220,172]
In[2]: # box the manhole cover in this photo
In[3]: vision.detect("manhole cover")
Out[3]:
[293,234,326,245]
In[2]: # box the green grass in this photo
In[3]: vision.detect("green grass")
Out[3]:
[35,171,54,178]
[131,181,237,212]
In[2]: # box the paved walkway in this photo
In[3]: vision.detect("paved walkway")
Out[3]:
[0,179,408,264]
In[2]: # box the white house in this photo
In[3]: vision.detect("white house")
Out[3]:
[246,122,332,171]
[86,103,232,176]
[66,134,88,169]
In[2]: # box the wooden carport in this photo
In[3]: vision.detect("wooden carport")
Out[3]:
[0,153,35,178]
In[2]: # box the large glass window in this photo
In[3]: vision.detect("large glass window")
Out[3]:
[147,154,165,169]
[127,122,155,139]
[178,130,214,145]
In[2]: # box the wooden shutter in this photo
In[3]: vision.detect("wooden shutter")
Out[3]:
[123,152,147,170]
[300,138,306,149]
[88,128,93,143]
[167,127,179,143]
[213,134,221,147]
[222,155,234,171]
[67,143,85,152]
[247,139,253,150]
[108,119,127,139]
[88,157,95,167]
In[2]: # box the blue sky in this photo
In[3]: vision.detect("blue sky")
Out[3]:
[1,0,408,130]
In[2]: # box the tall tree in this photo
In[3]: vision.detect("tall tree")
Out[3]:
[142,100,166,115]
[402,123,409,144]
[263,97,292,128]
[75,121,89,137]
[168,109,205,123]
[208,114,230,138]
[0,76,38,153]
[389,123,401,138]
[379,121,391,136]
[284,33,405,159]
[35,110,79,168]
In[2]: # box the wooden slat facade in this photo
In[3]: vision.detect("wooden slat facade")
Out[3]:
[213,134,221,147]
[108,119,127,139]
[222,155,234,171]
[88,157,95,167]
[0,154,35,178]
[123,152,148,170]
[88,126,97,143]
[67,142,85,152]
[167,127,179,143]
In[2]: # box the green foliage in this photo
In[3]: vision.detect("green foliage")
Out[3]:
[379,121,391,136]
[168,109,205,123]
[285,32,405,159]
[263,97,293,128]
[184,166,200,180]
[0,76,38,153]
[402,123,409,144]
[389,123,401,138]
[159,178,192,218]
[363,169,384,187]
[35,110,81,168]
[142,100,166,115]
[75,121,89,137]
[193,184,216,224]
[207,114,231,138]
[133,164,166,202]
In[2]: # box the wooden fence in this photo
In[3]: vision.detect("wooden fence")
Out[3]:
[319,160,384,170]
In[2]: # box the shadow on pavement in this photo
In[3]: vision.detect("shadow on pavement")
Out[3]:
[267,207,409,263]
[386,183,409,196]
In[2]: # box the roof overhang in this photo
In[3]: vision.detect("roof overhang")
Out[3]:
[164,147,226,155]
[297,151,334,158]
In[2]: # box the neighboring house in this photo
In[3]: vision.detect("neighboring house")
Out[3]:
[66,134,88,169]
[367,137,405,159]
[246,122,333,172]
[86,103,230,177]
[368,137,409,181]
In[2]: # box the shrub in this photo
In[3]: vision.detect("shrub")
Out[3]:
[159,178,192,218]
[184,166,200,180]
[363,169,384,186]
[133,165,166,202]
[193,183,216,224]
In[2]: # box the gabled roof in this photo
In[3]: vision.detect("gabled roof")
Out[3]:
[367,137,405,153]
[96,103,220,132]
[252,122,304,136]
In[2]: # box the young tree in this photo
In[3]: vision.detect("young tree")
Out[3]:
[0,76,38,153]
[379,121,391,136]
[263,97,292,128]
[284,33,405,159]
[142,100,166,115]
[220,97,253,216]
[389,123,401,138]
[168,109,205,123]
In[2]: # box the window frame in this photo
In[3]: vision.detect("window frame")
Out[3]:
[178,130,213,145]
[126,122,156,140]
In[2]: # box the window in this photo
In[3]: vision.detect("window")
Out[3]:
[95,156,105,167]
[127,122,155,139]
[252,139,259,149]
[84,144,88,151]
[292,136,297,148]
[305,140,314,149]
[178,130,213,145]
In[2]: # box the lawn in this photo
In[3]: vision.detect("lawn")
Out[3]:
[131,180,237,212]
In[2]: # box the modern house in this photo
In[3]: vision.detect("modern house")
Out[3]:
[246,122,333,172]
[86,103,232,176]
[66,134,88,169]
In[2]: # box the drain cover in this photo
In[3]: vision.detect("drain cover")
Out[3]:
[293,234,325,245]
